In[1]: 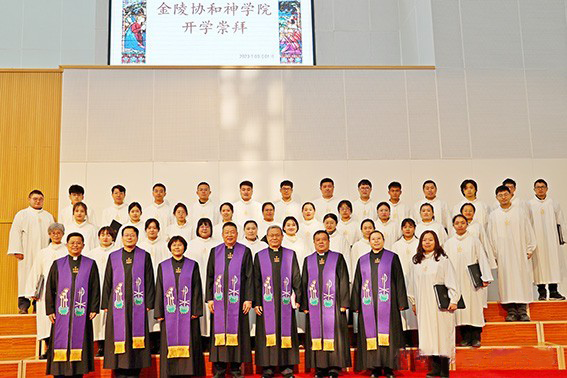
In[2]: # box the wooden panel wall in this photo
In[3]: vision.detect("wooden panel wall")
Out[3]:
[0,70,62,314]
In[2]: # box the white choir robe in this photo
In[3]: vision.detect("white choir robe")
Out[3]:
[241,237,268,337]
[283,234,309,266]
[115,220,146,248]
[83,243,116,340]
[407,254,460,358]
[101,203,129,226]
[8,207,55,296]
[312,196,340,221]
[452,198,489,228]
[488,204,537,303]
[186,236,220,337]
[25,242,67,340]
[257,219,278,241]
[444,232,493,327]
[329,230,353,278]
[351,238,371,264]
[491,196,529,215]
[415,220,448,246]
[60,203,97,228]
[391,237,419,330]
[64,220,98,251]
[212,221,231,241]
[299,219,324,247]
[413,197,451,230]
[165,222,193,242]
[188,200,218,231]
[233,200,262,228]
[529,197,566,285]
[352,198,376,222]
[144,201,174,229]
[375,219,401,250]
[388,200,410,228]
[274,199,302,223]
[138,237,170,332]
[337,218,362,246]
[450,221,497,270]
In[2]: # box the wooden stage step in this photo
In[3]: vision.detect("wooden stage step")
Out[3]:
[0,336,36,361]
[0,314,36,336]
[484,301,567,322]
[0,360,21,378]
[474,322,540,346]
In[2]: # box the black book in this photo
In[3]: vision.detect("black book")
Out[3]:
[110,220,123,235]
[34,275,45,299]
[558,224,565,245]
[468,263,483,289]
[434,284,465,310]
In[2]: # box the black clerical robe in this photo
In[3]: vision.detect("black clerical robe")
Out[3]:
[300,252,351,370]
[155,257,205,378]
[205,245,253,363]
[101,248,155,370]
[351,249,409,371]
[253,247,302,367]
[45,255,100,376]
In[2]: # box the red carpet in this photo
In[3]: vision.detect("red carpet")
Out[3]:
[287,373,567,377]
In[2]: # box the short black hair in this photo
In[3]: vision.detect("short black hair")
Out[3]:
[168,235,188,251]
[460,179,478,195]
[145,218,160,231]
[153,183,166,191]
[196,218,213,237]
[313,230,330,241]
[220,202,234,212]
[29,189,44,197]
[122,225,140,237]
[68,184,85,195]
[376,201,391,211]
[460,202,476,214]
[495,185,511,195]
[337,200,352,212]
[173,202,188,215]
[98,226,117,241]
[369,230,384,240]
[534,179,548,187]
[320,178,334,187]
[452,214,468,224]
[66,232,84,243]
[197,182,210,189]
[302,202,316,211]
[401,218,416,229]
[358,179,372,188]
[222,222,238,231]
[502,178,516,187]
[72,202,88,215]
[388,181,402,190]
[323,213,338,223]
[280,180,294,189]
[240,180,253,189]
[128,202,142,213]
[111,184,126,194]
[360,218,375,230]
[243,220,258,229]
[262,202,275,212]
[420,203,434,213]
[282,216,299,232]
[422,180,437,189]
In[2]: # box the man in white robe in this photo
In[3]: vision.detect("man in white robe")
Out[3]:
[144,183,174,229]
[387,182,409,229]
[492,178,529,214]
[8,190,55,313]
[413,180,451,230]
[529,179,566,300]
[452,179,489,228]
[233,180,262,228]
[189,182,218,230]
[312,177,339,222]
[488,185,537,321]
[60,184,97,227]
[258,202,278,240]
[337,200,362,246]
[352,179,376,222]
[101,184,129,226]
[274,180,301,223]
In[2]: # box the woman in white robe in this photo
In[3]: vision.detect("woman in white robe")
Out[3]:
[186,218,219,338]
[375,202,401,250]
[26,223,67,348]
[391,218,419,336]
[337,200,362,246]
[452,179,490,228]
[444,215,493,347]
[299,202,324,244]
[351,219,375,263]
[83,226,117,355]
[415,203,448,246]
[165,202,193,242]
[63,202,97,251]
[407,230,459,378]
[257,202,278,240]
[116,202,145,248]
[324,213,353,278]
[213,202,234,241]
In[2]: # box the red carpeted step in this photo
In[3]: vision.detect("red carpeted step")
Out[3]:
[484,302,508,322]
[541,322,567,345]
[0,315,36,336]
[0,360,21,377]
[529,301,567,321]
[0,336,36,361]
[455,346,560,370]
[480,322,539,346]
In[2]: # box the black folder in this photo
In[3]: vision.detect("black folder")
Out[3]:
[468,263,483,289]
[558,224,565,245]
[34,275,44,299]
[110,220,123,235]
[434,284,465,310]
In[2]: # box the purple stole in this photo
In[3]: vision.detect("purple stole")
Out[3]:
[213,242,246,346]
[359,249,394,350]
[258,248,294,349]
[306,251,339,351]
[162,257,195,358]
[110,247,146,354]
[53,255,94,362]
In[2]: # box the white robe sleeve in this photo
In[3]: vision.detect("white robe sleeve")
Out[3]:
[554,201,566,244]
[487,215,498,262]
[25,256,42,298]
[7,211,25,255]
[407,263,416,306]
[474,238,494,282]
[522,210,537,255]
[478,224,497,269]
[443,258,460,305]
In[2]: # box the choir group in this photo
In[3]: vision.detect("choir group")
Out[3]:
[7,177,566,378]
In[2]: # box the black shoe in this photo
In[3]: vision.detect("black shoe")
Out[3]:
[471,339,481,348]
[505,312,518,322]
[18,309,28,314]
[518,313,530,321]
[39,352,48,360]
[459,339,471,347]
[538,293,547,301]
[384,367,395,378]
[550,291,566,300]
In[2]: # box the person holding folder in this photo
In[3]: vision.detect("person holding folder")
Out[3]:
[444,215,493,347]
[407,231,460,378]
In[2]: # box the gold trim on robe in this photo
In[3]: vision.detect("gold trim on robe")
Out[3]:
[69,349,82,361]
[323,339,334,351]
[114,341,126,354]
[266,334,276,347]
[281,336,292,349]
[312,338,322,351]
[378,333,390,346]
[167,345,190,358]
[215,333,226,346]
[366,337,377,351]
[132,336,145,349]
[53,349,67,362]
[226,334,238,346]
